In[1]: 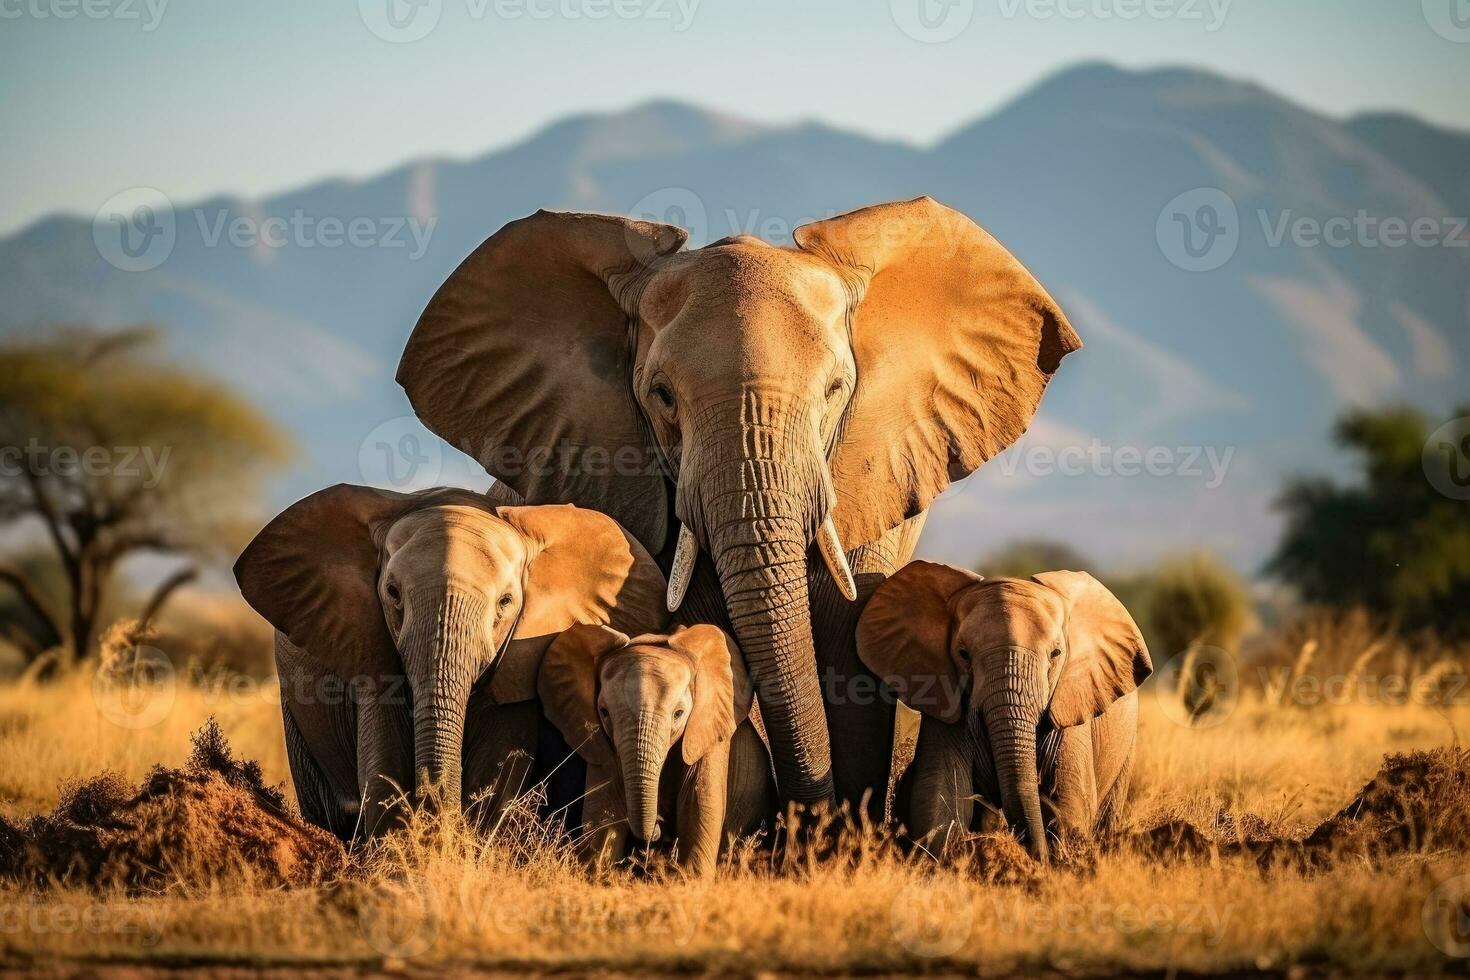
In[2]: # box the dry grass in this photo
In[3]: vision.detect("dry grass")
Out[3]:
[1,647,1468,975]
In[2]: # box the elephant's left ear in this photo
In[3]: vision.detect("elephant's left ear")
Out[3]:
[669,624,750,765]
[538,624,628,766]
[1033,570,1152,728]
[795,197,1081,548]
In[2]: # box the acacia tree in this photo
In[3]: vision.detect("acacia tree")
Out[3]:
[0,326,290,662]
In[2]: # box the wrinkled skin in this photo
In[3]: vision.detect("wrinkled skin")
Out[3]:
[540,624,773,875]
[398,197,1080,814]
[857,563,1151,861]
[235,485,667,840]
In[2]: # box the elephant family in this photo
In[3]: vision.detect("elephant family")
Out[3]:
[539,623,773,876]
[856,562,1151,860]
[396,196,1079,814]
[233,484,667,839]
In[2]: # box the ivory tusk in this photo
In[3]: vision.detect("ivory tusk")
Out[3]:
[817,515,858,602]
[666,523,698,612]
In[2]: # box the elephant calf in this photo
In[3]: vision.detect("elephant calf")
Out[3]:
[539,623,774,876]
[856,562,1152,861]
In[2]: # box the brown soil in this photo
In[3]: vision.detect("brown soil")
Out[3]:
[1124,746,1470,868]
[0,720,345,892]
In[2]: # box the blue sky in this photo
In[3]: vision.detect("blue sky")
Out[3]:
[2,0,1465,235]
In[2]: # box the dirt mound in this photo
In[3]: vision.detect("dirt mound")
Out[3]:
[1124,747,1470,868]
[1,720,346,892]
[949,831,1042,886]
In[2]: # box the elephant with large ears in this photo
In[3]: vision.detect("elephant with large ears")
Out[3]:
[396,196,1080,813]
[856,562,1152,861]
[234,484,667,840]
[539,623,774,875]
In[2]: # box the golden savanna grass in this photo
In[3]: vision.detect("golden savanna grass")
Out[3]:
[1,631,1468,976]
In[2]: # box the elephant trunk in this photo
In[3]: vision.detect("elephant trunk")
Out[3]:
[616,709,666,843]
[981,648,1049,863]
[403,589,483,813]
[690,398,834,806]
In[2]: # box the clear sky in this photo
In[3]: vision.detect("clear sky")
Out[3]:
[2,0,1464,235]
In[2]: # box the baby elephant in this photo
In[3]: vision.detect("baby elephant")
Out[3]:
[539,624,774,876]
[857,562,1152,861]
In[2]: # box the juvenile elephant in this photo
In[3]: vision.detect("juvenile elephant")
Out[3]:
[539,623,774,876]
[856,562,1151,861]
[397,196,1080,814]
[234,484,667,839]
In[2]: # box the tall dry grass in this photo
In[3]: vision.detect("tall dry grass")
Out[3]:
[1,620,1468,975]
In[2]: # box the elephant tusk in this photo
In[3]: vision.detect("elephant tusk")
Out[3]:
[817,515,858,602]
[666,523,698,612]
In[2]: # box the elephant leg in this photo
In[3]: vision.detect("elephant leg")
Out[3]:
[355,684,415,839]
[1091,691,1139,837]
[810,512,927,822]
[460,687,540,828]
[676,747,729,876]
[723,720,776,839]
[1045,722,1098,842]
[282,701,356,840]
[580,761,628,871]
[904,715,974,854]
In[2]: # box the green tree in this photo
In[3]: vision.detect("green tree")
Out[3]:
[1146,551,1252,655]
[0,326,291,661]
[1269,404,1470,639]
[978,538,1094,579]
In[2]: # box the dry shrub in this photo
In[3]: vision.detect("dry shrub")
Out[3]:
[1,720,344,892]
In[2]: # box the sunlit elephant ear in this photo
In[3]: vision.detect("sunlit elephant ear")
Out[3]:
[396,210,689,554]
[668,625,751,765]
[1033,571,1152,728]
[855,560,983,722]
[234,484,420,677]
[538,624,628,766]
[794,197,1081,549]
[488,504,670,704]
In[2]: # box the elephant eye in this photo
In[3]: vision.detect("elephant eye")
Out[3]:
[384,581,401,605]
[498,593,514,610]
[1050,647,1063,660]
[650,381,675,410]
[826,378,844,398]
[673,708,685,720]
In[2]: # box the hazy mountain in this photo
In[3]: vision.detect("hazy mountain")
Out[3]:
[3,63,1465,572]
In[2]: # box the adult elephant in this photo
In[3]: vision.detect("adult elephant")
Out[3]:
[397,197,1079,815]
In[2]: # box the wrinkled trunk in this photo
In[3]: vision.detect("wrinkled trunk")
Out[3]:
[981,652,1049,862]
[616,710,666,842]
[403,590,483,812]
[688,395,834,806]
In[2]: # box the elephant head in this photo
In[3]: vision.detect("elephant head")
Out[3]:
[396,197,1079,805]
[234,485,666,812]
[856,562,1150,861]
[539,623,750,844]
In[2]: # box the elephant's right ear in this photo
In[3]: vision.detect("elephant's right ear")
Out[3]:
[538,624,627,766]
[855,560,983,722]
[234,484,415,673]
[396,210,688,554]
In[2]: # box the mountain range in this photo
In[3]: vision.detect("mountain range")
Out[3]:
[3,62,1466,573]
